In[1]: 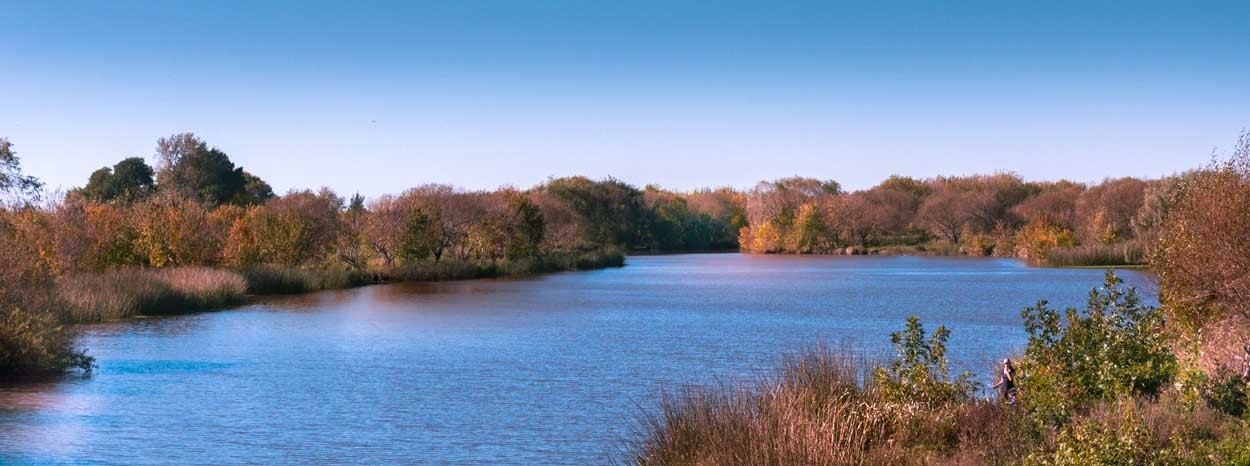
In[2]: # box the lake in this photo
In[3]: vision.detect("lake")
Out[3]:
[0,254,1154,465]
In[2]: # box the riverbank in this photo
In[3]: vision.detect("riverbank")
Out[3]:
[745,239,1150,269]
[54,248,626,324]
[625,273,1250,465]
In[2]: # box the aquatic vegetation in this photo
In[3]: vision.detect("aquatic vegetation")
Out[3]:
[57,267,247,322]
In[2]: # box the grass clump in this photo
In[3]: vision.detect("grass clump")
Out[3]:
[242,266,373,294]
[1042,241,1146,267]
[57,267,246,322]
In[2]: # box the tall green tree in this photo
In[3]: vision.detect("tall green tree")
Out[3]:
[0,138,42,203]
[78,157,156,203]
[155,133,270,206]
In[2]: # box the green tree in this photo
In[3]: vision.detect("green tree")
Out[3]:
[397,209,435,263]
[507,193,545,260]
[79,157,156,202]
[155,133,269,206]
[0,138,43,203]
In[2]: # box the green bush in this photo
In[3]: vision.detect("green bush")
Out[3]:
[1019,271,1176,423]
[874,315,978,407]
[0,306,94,375]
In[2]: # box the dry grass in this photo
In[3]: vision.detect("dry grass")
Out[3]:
[56,267,247,322]
[1043,241,1146,267]
[624,345,1030,466]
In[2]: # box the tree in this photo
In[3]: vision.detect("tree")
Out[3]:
[1075,177,1148,244]
[506,192,545,260]
[364,194,407,266]
[130,193,219,267]
[542,176,650,249]
[916,189,974,243]
[225,189,343,267]
[403,184,481,263]
[1153,132,1250,329]
[0,138,43,203]
[154,133,268,206]
[78,157,156,203]
[336,193,368,270]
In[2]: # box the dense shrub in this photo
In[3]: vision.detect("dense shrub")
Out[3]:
[0,306,94,375]
[1018,271,1176,423]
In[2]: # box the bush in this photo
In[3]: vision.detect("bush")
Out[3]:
[0,306,94,375]
[1025,395,1250,466]
[1018,271,1176,423]
[874,315,978,407]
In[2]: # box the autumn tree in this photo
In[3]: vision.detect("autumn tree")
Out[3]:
[130,193,220,267]
[916,188,973,243]
[1153,132,1250,329]
[542,176,650,249]
[335,194,368,270]
[1075,177,1148,244]
[225,189,343,267]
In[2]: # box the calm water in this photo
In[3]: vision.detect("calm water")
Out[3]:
[0,254,1153,465]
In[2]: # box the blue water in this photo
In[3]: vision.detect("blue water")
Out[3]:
[0,254,1153,465]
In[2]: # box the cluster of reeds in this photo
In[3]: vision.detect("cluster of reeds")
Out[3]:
[242,266,374,294]
[56,267,247,322]
[1042,241,1146,267]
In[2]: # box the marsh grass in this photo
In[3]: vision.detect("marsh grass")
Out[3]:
[625,344,1033,466]
[385,248,626,282]
[243,266,374,294]
[1043,241,1146,267]
[57,267,247,322]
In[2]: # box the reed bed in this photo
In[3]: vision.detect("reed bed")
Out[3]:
[1043,241,1146,267]
[242,266,374,294]
[56,267,247,322]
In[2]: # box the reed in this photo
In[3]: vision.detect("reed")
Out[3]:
[56,267,247,322]
[623,344,1029,466]
[242,266,373,294]
[1043,241,1146,267]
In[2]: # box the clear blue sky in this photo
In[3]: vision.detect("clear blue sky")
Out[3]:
[3,1,1248,197]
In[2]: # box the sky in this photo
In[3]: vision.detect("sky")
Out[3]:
[2,0,1248,197]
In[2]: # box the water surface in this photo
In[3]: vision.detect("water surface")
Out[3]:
[0,254,1153,464]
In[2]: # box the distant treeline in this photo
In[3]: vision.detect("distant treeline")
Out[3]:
[8,132,1180,278]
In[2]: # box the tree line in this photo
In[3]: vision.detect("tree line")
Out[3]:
[0,132,1212,280]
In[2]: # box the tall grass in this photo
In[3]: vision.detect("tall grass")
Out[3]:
[1043,241,1146,267]
[242,266,374,294]
[625,345,1029,466]
[624,343,1250,465]
[56,267,247,322]
[384,247,626,281]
